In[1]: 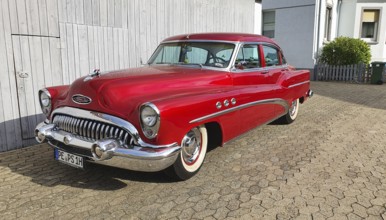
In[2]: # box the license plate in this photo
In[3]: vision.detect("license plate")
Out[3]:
[54,148,84,169]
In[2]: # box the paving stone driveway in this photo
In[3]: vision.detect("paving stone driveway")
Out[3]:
[1,81,386,220]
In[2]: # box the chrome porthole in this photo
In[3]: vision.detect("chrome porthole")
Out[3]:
[216,101,222,109]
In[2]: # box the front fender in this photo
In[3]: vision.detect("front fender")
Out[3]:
[150,87,238,145]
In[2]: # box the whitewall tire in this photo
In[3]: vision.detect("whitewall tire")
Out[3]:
[166,125,208,180]
[276,99,300,124]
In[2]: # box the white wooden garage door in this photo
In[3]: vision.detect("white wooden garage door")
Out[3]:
[12,35,63,141]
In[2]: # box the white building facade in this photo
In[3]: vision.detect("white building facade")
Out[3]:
[261,0,386,69]
[339,0,386,62]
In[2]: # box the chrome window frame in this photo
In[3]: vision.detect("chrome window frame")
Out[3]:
[147,40,238,72]
[230,42,288,73]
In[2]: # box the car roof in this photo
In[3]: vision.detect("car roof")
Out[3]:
[162,33,278,46]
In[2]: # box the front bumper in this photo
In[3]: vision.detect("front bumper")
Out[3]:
[35,108,180,172]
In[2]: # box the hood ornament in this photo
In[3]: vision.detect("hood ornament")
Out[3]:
[84,69,101,81]
[72,94,92,105]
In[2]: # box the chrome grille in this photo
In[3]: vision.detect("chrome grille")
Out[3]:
[53,114,132,145]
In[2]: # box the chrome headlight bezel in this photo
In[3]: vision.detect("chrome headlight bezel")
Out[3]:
[139,103,160,139]
[39,89,52,117]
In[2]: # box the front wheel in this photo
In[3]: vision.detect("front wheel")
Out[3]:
[276,99,299,124]
[165,125,208,180]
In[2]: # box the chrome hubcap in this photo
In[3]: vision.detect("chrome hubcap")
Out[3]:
[181,128,202,165]
[289,100,298,117]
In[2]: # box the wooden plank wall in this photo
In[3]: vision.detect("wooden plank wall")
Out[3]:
[0,0,255,151]
[58,0,255,83]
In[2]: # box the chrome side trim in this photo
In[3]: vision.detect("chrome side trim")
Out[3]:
[190,98,288,124]
[288,80,310,88]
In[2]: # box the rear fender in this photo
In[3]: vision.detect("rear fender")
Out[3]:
[279,70,310,100]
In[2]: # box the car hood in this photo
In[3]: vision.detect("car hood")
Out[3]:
[56,65,232,119]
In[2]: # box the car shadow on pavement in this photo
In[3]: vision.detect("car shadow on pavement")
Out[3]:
[0,144,175,191]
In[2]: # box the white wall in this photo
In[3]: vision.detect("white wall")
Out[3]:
[315,0,340,60]
[263,0,316,9]
[338,0,357,37]
[339,0,386,62]
[355,2,386,61]
[263,0,317,69]
[255,2,262,34]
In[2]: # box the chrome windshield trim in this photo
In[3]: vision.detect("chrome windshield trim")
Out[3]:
[51,107,140,143]
[147,41,241,71]
[148,64,232,73]
[190,98,288,124]
[288,80,310,88]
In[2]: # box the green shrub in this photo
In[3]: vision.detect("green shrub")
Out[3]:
[320,37,371,65]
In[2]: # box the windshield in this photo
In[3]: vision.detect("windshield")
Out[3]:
[148,42,235,68]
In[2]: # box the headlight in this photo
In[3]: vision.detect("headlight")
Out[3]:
[140,103,160,139]
[39,89,51,116]
[141,106,157,127]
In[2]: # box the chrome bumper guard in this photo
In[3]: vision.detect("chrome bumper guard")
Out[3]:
[35,108,180,172]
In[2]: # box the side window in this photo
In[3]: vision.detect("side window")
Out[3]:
[235,44,260,69]
[262,45,280,66]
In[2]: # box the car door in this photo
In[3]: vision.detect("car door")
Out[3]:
[231,44,277,134]
[261,44,289,116]
[261,44,285,84]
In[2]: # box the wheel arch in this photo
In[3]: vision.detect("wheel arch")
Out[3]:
[299,96,305,104]
[204,122,223,150]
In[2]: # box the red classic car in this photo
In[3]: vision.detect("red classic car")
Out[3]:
[35,33,313,180]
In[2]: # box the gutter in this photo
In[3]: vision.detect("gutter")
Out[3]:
[315,0,322,62]
[336,0,343,37]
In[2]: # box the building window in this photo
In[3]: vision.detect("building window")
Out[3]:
[324,6,332,41]
[263,11,275,38]
[361,9,380,42]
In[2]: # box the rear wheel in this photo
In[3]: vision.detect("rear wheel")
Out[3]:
[165,125,208,180]
[277,99,299,124]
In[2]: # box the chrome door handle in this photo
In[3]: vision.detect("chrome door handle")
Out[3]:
[261,70,269,74]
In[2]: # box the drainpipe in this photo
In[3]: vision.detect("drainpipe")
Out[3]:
[315,0,322,62]
[313,0,323,81]
[336,0,343,37]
